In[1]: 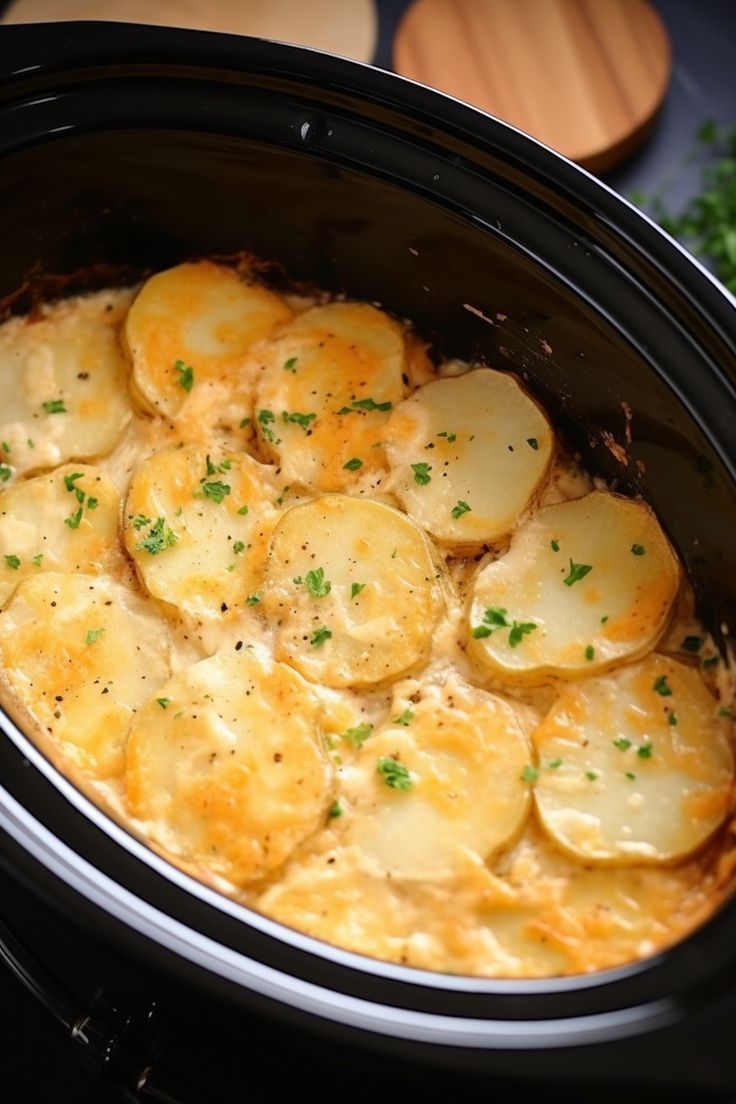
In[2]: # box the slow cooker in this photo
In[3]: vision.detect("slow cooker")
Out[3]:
[1,20,736,1102]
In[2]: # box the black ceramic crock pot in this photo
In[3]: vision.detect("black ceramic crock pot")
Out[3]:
[1,20,736,1103]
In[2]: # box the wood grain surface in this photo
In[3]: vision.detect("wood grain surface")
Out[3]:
[1,0,378,62]
[394,0,671,172]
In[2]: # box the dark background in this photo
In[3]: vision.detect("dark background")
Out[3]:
[1,1,735,1100]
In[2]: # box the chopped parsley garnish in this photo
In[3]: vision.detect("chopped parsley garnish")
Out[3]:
[719,706,733,718]
[509,621,537,647]
[4,554,20,570]
[328,802,343,818]
[703,655,719,669]
[233,540,245,555]
[206,455,232,475]
[174,359,194,391]
[137,517,178,555]
[393,708,415,726]
[245,594,261,606]
[631,544,646,556]
[437,431,457,443]
[626,771,637,780]
[520,764,538,783]
[2,442,9,453]
[350,398,393,413]
[198,480,231,504]
[585,770,598,781]
[257,409,280,444]
[64,507,83,530]
[64,472,84,493]
[31,554,43,567]
[585,645,595,661]
[613,737,632,751]
[526,437,539,450]
[411,462,432,485]
[42,399,66,414]
[305,567,331,598]
[653,674,672,696]
[637,743,654,759]
[343,457,363,471]
[377,757,413,791]
[86,497,98,510]
[668,711,678,726]
[550,539,560,552]
[601,615,609,624]
[238,505,249,515]
[563,559,593,586]
[283,357,298,372]
[239,417,251,429]
[477,608,508,632]
[451,500,471,519]
[351,582,366,599]
[0,465,11,482]
[343,722,373,747]
[546,758,563,769]
[131,514,152,530]
[681,635,704,653]
[156,698,171,709]
[282,410,316,430]
[85,627,105,645]
[310,626,332,648]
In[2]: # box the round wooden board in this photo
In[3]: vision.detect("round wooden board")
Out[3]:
[394,0,671,173]
[1,0,378,63]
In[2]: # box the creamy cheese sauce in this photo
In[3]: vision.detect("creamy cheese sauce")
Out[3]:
[0,270,733,980]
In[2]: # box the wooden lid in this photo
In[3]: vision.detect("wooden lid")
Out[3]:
[394,0,671,173]
[2,0,378,63]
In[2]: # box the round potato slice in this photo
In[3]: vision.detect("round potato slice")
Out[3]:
[123,445,279,619]
[341,675,531,878]
[533,655,734,864]
[0,289,133,479]
[0,573,172,780]
[124,261,293,421]
[0,463,123,607]
[252,302,407,492]
[126,646,333,886]
[384,369,553,547]
[468,491,679,684]
[262,494,444,688]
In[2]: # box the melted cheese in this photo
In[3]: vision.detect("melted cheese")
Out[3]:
[0,276,733,982]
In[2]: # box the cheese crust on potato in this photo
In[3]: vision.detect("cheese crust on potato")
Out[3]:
[0,273,732,983]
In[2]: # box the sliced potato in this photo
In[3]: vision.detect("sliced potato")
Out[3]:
[0,464,123,607]
[252,302,406,492]
[0,289,134,479]
[341,675,531,878]
[0,573,171,779]
[533,655,734,864]
[262,494,443,687]
[385,369,552,547]
[468,491,679,684]
[123,445,280,618]
[124,261,293,421]
[126,646,333,886]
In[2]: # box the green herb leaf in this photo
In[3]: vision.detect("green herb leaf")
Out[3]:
[393,708,415,726]
[64,507,83,530]
[239,417,251,429]
[509,621,537,647]
[719,706,732,718]
[653,675,673,696]
[64,472,84,493]
[637,743,654,759]
[521,764,538,783]
[4,554,20,569]
[232,540,245,555]
[377,757,413,790]
[137,516,178,555]
[437,431,457,443]
[626,771,637,780]
[564,559,593,586]
[343,722,373,747]
[550,539,560,552]
[282,410,316,429]
[668,711,678,726]
[238,505,249,515]
[451,499,471,519]
[613,737,632,751]
[631,544,646,556]
[0,464,11,482]
[86,497,98,510]
[343,457,363,471]
[586,770,598,781]
[351,582,365,599]
[245,594,261,606]
[526,437,539,450]
[283,357,298,372]
[310,626,332,648]
[328,801,343,818]
[42,399,66,414]
[31,554,43,567]
[131,514,152,530]
[174,359,194,391]
[85,627,105,645]
[703,655,719,669]
[257,409,280,444]
[585,645,595,661]
[546,758,563,769]
[305,567,331,598]
[411,462,432,485]
[350,398,393,412]
[199,481,231,504]
[681,635,704,653]
[157,697,171,709]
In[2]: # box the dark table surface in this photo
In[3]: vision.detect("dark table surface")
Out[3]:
[1,1,735,1101]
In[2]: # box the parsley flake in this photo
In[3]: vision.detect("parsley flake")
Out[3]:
[245,594,261,606]
[550,539,560,552]
[4,554,20,570]
[631,544,646,556]
[131,514,152,531]
[198,481,231,504]
[328,802,343,819]
[257,409,280,444]
[1,442,9,453]
[238,505,249,515]
[351,583,366,599]
[174,359,194,391]
[681,635,704,653]
[156,698,171,709]
[564,559,593,586]
[310,626,332,648]
[471,607,509,639]
[526,437,539,450]
[85,627,105,645]
[668,711,678,726]
[586,770,598,781]
[613,737,632,751]
[437,431,457,443]
[411,462,432,485]
[86,497,98,510]
[0,464,11,482]
[377,757,413,791]
[653,675,672,696]
[350,398,393,412]
[233,541,245,555]
[585,645,595,661]
[343,457,363,471]
[31,554,43,567]
[343,722,373,747]
[393,708,414,726]
[626,771,637,780]
[637,743,654,759]
[239,417,251,429]
[521,764,538,783]
[509,621,537,647]
[282,410,316,430]
[42,399,66,414]
[719,706,733,718]
[305,567,331,598]
[64,507,83,530]
[703,655,719,669]
[64,472,84,493]
[137,517,178,555]
[451,500,471,519]
[283,357,298,372]
[546,758,563,769]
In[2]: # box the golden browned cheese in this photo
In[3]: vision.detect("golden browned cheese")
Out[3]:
[0,269,733,980]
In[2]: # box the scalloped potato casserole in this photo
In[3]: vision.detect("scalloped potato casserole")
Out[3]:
[0,260,734,978]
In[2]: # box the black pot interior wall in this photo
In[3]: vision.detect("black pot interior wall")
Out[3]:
[1,120,734,644]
